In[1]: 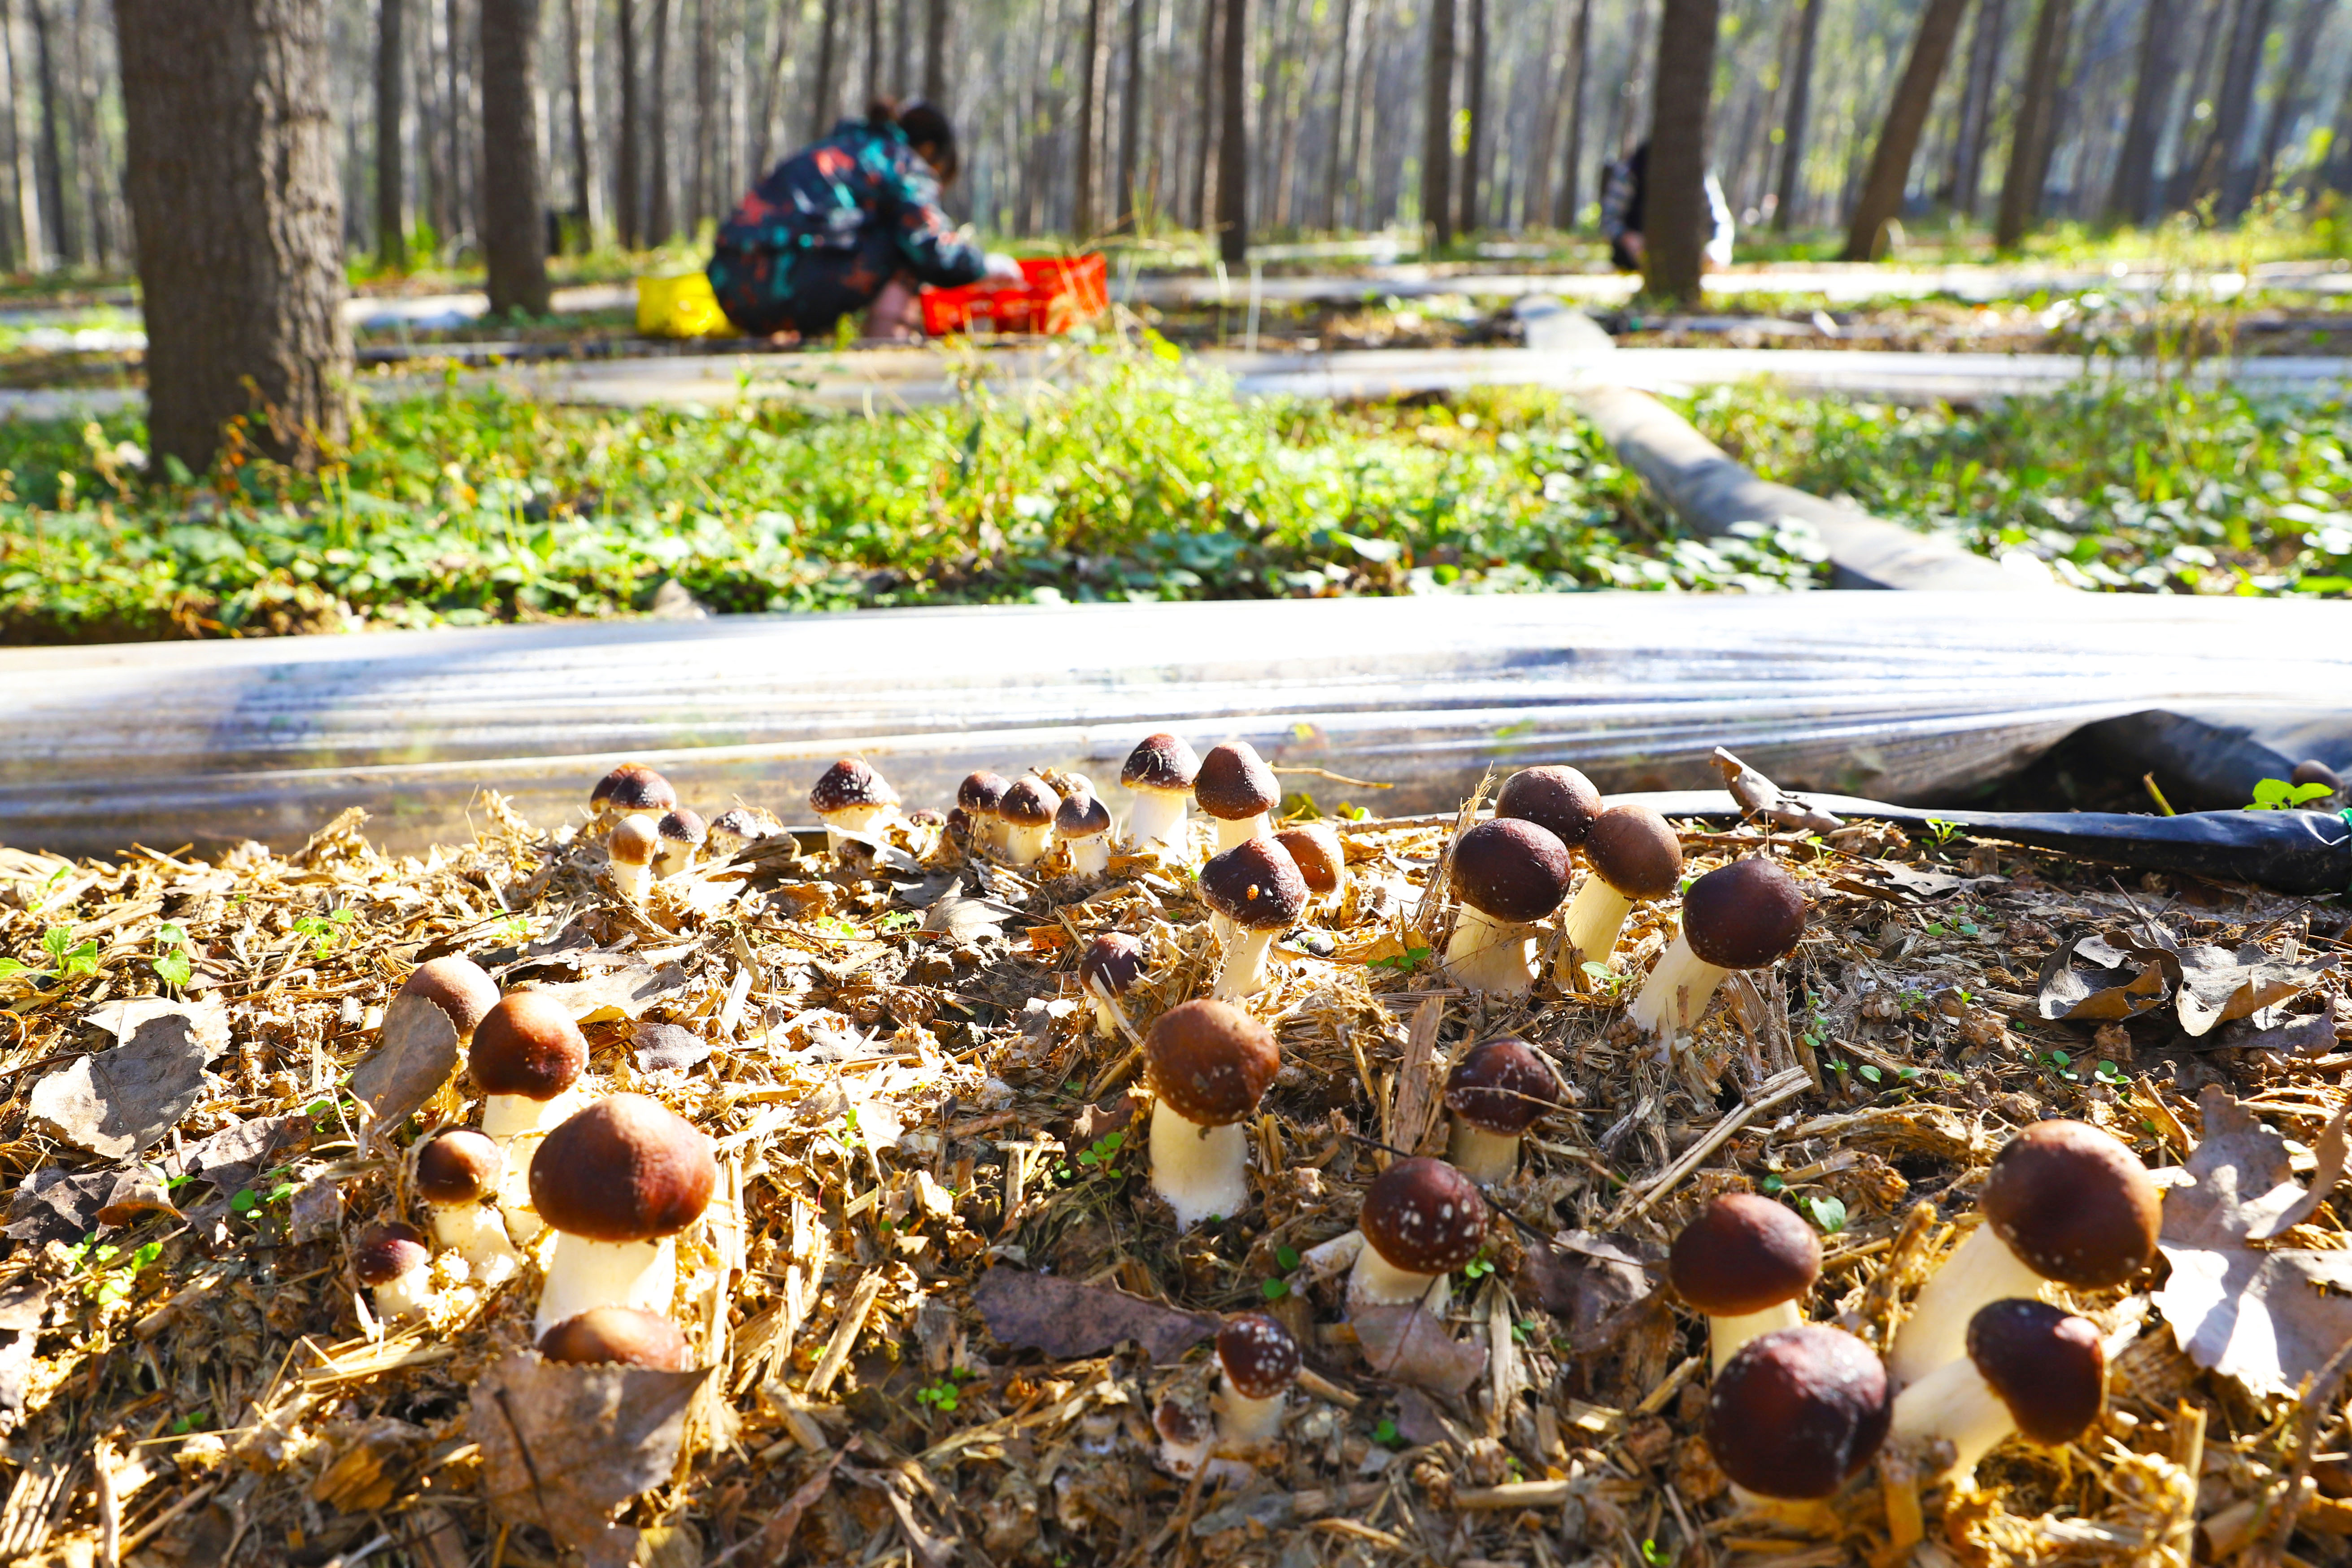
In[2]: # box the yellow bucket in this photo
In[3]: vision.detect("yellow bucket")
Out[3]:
[636,271,735,338]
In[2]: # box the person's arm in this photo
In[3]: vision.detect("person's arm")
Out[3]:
[881,148,989,287]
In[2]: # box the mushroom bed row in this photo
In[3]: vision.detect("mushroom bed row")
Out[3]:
[362,739,2156,1537]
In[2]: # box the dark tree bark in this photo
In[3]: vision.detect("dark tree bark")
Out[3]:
[1770,0,1821,229]
[810,0,841,138]
[564,0,596,242]
[863,0,879,104]
[616,0,641,244]
[647,0,672,239]
[1075,0,1104,235]
[2192,0,2274,213]
[922,0,945,100]
[1994,0,2073,247]
[1421,0,1454,247]
[1320,0,1355,226]
[444,0,463,244]
[1555,0,1590,225]
[1641,0,1716,300]
[65,0,109,265]
[2,0,43,269]
[30,0,70,261]
[2164,0,2229,208]
[375,0,405,266]
[115,0,351,472]
[1118,0,1145,225]
[754,0,796,169]
[1459,0,1487,235]
[2104,0,2175,220]
[479,0,548,315]
[1215,0,1246,260]
[1192,0,1219,228]
[893,0,910,95]
[1949,0,2005,214]
[2250,0,2328,198]
[1841,0,1970,258]
[690,0,714,224]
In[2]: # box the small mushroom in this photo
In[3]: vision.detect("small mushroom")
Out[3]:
[1198,837,1309,1001]
[1272,823,1346,920]
[470,990,592,1241]
[591,764,676,832]
[809,758,899,852]
[1442,1036,1559,1183]
[1078,932,1148,1038]
[607,814,661,904]
[1705,1325,1892,1501]
[1347,1157,1488,1311]
[539,1305,697,1370]
[1668,1193,1822,1369]
[1886,1119,2156,1388]
[2293,758,2344,798]
[704,806,768,858]
[528,1093,718,1338]
[1195,741,1281,850]
[1627,856,1807,1044]
[1144,999,1280,1229]
[1057,790,1115,875]
[1890,1298,2105,1484]
[1442,818,1574,996]
[1212,1311,1302,1449]
[1494,765,1603,848]
[654,808,706,878]
[1119,734,1201,851]
[958,771,1013,854]
[414,1128,519,1282]
[353,1222,434,1322]
[394,955,501,1046]
[1556,804,1682,983]
[997,775,1061,867]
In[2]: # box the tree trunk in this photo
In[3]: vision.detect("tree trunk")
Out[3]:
[754,0,795,169]
[565,0,597,242]
[894,0,910,94]
[2250,0,2328,198]
[1994,0,2073,247]
[1118,0,1145,224]
[1318,0,1354,226]
[66,0,109,266]
[1192,0,1218,228]
[647,0,672,238]
[444,0,465,245]
[1642,0,1716,299]
[3,0,44,269]
[479,0,549,315]
[30,0,70,261]
[1215,0,1246,260]
[115,0,351,473]
[616,0,640,244]
[690,0,714,225]
[1555,0,1589,224]
[1075,0,1104,235]
[2104,0,2173,219]
[1841,0,1970,257]
[376,0,406,266]
[1948,0,2005,214]
[923,0,946,100]
[1421,0,1453,247]
[811,0,841,137]
[2192,0,2273,213]
[1458,0,1486,235]
[1770,0,1821,229]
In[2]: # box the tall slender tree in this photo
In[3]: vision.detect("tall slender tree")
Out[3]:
[2105,0,2177,220]
[864,0,880,103]
[1458,0,1487,235]
[1192,0,1220,228]
[1555,0,1590,225]
[617,0,641,244]
[115,0,352,471]
[1994,0,2073,248]
[1075,0,1105,235]
[30,0,70,261]
[648,0,673,239]
[923,0,946,101]
[1422,0,1455,246]
[1215,0,1246,259]
[2249,0,2329,199]
[811,0,841,137]
[1321,0,1355,226]
[1118,0,1146,225]
[2,0,44,269]
[480,0,549,315]
[690,0,715,224]
[564,0,597,241]
[1642,0,1716,299]
[1841,0,1970,258]
[2195,0,2275,213]
[1948,0,2005,214]
[376,0,406,266]
[1770,0,1821,229]
[754,0,796,168]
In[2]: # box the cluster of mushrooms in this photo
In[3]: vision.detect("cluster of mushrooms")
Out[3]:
[343,734,2152,1520]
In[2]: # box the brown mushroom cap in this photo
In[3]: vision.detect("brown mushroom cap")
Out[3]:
[1581,805,1683,900]
[1668,1193,1823,1316]
[1194,742,1281,822]
[1078,932,1147,997]
[1144,999,1280,1127]
[529,1093,718,1244]
[399,955,501,1040]
[999,776,1059,829]
[1120,732,1202,793]
[415,1128,503,1205]
[593,764,676,816]
[1057,791,1113,838]
[1706,1325,1891,1500]
[470,991,588,1101]
[608,815,660,868]
[707,806,766,845]
[1443,1037,1559,1137]
[810,758,897,815]
[1981,1120,2160,1289]
[1198,838,1310,933]
[2293,758,2344,792]
[958,771,1011,815]
[1966,1298,2107,1444]
[1681,858,1809,970]
[1217,1312,1303,1401]
[1495,766,1604,848]
[539,1306,695,1370]
[353,1222,430,1285]
[1360,1157,1488,1276]
[658,808,707,849]
[1272,824,1344,897]
[1449,818,1574,924]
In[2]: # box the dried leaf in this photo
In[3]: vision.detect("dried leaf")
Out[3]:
[1068,1090,1144,1150]
[1515,1231,1662,1353]
[631,1022,712,1080]
[470,1352,709,1568]
[0,1277,47,1434]
[2172,944,2338,1038]
[2210,993,2339,1056]
[84,995,229,1056]
[526,964,690,1024]
[2153,1086,2352,1395]
[6,1167,162,1247]
[286,1176,344,1243]
[922,885,1021,945]
[348,990,462,1135]
[1833,864,2003,903]
[2035,932,2173,1023]
[174,1114,309,1198]
[971,1268,1217,1362]
[30,1005,220,1159]
[890,871,965,910]
[1351,1301,1489,1396]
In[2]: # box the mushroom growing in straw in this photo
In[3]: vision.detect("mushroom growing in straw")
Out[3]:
[1706,1325,1892,1501]
[1886,1119,2157,1389]
[1628,857,1808,1044]
[470,990,592,1241]
[393,954,501,1047]
[997,775,1061,867]
[1442,1036,1559,1184]
[1272,823,1346,921]
[704,807,767,859]
[414,1128,518,1283]
[353,1222,434,1322]
[1120,733,1201,851]
[1890,1298,2105,1484]
[1442,818,1574,996]
[1144,1000,1280,1229]
[607,814,660,904]
[1668,1193,1822,1370]
[1212,1312,1303,1449]
[1348,1157,1489,1311]
[1198,837,1308,1001]
[1078,932,1147,1038]
[539,1305,696,1370]
[528,1093,718,1338]
[1195,742,1281,850]
[1495,765,1603,849]
[809,758,898,852]
[654,809,706,878]
[958,771,1012,854]
[591,764,676,832]
[1556,804,1682,982]
[1056,790,1114,875]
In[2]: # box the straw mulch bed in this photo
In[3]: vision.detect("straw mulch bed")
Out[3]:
[0,774,2345,1568]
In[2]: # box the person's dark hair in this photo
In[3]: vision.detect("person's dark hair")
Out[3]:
[867,96,959,185]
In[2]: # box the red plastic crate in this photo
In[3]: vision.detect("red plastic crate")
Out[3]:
[921,254,1109,337]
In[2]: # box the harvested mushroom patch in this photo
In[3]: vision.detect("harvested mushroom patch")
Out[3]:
[0,757,2345,1568]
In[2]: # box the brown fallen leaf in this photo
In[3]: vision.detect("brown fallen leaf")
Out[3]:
[6,1167,170,1247]
[2210,993,2339,1056]
[174,1114,310,1198]
[2153,1085,2352,1396]
[527,964,691,1024]
[2173,943,2338,1037]
[1514,1230,1663,1354]
[970,1268,1218,1362]
[1352,1300,1489,1396]
[30,1003,221,1158]
[631,1022,712,1080]
[2036,930,2172,1024]
[85,995,229,1056]
[742,1442,857,1563]
[469,1352,709,1568]
[348,990,462,1138]
[0,1276,48,1434]
[923,884,1022,945]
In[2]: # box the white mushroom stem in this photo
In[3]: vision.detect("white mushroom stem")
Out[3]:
[1149,1099,1250,1229]
[656,842,697,880]
[1888,1350,2018,1482]
[1346,1246,1449,1312]
[611,858,653,904]
[1443,906,1538,996]
[1708,1302,1805,1372]
[1211,927,1280,1002]
[1002,819,1054,866]
[1627,932,1733,1043]
[1447,1121,1523,1185]
[1067,836,1112,876]
[1214,813,1271,850]
[371,1265,434,1321]
[482,1084,591,1144]
[821,803,888,853]
[1085,979,1126,1039]
[1887,1224,2050,1388]
[1214,1383,1289,1448]
[533,1233,678,1339]
[1557,878,1635,982]
[1127,788,1191,851]
[427,1202,520,1283]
